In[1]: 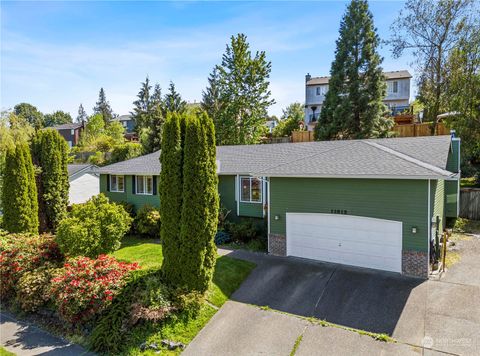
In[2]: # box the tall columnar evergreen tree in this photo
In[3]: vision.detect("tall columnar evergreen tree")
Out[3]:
[31,129,69,232]
[160,112,218,292]
[314,0,391,140]
[164,82,187,114]
[76,104,88,123]
[160,113,184,284]
[202,33,275,145]
[93,88,114,125]
[2,143,38,233]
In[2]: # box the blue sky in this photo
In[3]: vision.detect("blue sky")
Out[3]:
[1,1,414,118]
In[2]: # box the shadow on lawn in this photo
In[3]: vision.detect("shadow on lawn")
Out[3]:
[227,250,424,335]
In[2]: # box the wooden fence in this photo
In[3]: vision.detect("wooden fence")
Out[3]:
[460,188,480,220]
[291,123,450,142]
[393,122,450,137]
[292,131,315,142]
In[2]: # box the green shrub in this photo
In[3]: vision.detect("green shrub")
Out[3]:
[110,142,143,164]
[56,194,132,258]
[226,219,259,243]
[16,264,61,312]
[0,233,63,299]
[135,205,161,237]
[88,151,105,165]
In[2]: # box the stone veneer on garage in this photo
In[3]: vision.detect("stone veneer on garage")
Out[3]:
[268,233,429,279]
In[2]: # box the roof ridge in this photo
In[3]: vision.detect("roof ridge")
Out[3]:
[252,141,358,176]
[363,141,453,177]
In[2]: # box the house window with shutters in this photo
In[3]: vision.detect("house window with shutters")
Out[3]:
[110,175,125,192]
[136,175,153,195]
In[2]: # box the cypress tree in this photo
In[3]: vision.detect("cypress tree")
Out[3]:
[31,129,70,232]
[160,113,184,284]
[2,143,38,234]
[314,0,391,140]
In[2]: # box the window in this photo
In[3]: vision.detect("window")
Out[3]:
[240,177,262,203]
[316,87,321,95]
[388,81,399,94]
[136,175,153,195]
[110,175,124,192]
[316,85,328,96]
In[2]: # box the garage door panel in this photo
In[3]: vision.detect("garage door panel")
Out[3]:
[286,213,402,273]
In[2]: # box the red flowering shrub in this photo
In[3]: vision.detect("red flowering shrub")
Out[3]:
[0,233,63,298]
[50,255,139,323]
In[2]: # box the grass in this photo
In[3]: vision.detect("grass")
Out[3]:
[0,347,15,356]
[111,235,256,355]
[290,333,304,356]
[454,218,480,234]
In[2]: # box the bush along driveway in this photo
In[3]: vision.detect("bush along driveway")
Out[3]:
[185,235,480,356]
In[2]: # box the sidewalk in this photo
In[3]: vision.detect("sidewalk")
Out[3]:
[0,312,91,356]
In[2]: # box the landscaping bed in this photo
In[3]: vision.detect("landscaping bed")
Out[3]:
[0,233,255,355]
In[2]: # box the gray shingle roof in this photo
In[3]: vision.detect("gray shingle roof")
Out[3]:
[68,164,97,177]
[98,135,456,180]
[307,70,412,86]
[52,122,83,130]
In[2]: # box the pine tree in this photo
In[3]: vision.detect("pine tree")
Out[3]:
[31,129,69,232]
[131,76,152,131]
[314,0,391,140]
[202,33,275,145]
[164,82,187,114]
[77,104,88,123]
[93,88,114,125]
[160,113,184,284]
[2,143,38,234]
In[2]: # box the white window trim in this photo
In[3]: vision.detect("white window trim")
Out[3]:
[239,176,263,204]
[110,175,125,193]
[135,175,154,195]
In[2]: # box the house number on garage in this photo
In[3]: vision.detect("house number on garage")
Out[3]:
[331,209,348,215]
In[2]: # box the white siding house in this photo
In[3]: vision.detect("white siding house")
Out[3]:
[68,164,99,204]
[304,70,412,130]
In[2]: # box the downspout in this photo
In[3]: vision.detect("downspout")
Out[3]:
[267,177,271,254]
[427,179,431,271]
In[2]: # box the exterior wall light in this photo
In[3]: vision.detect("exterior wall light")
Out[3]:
[274,215,280,221]
[412,227,417,234]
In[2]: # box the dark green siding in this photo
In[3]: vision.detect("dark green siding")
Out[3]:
[218,175,265,219]
[431,180,445,232]
[270,178,430,252]
[100,174,160,211]
[218,175,237,219]
[445,139,460,218]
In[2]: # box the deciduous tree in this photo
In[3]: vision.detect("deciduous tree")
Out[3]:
[44,111,73,127]
[14,103,44,129]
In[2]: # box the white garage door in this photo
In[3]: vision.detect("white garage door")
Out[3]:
[286,213,402,273]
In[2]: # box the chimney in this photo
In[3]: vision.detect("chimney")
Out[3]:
[305,73,311,83]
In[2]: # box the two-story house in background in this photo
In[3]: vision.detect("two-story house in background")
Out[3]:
[304,70,412,130]
[52,122,85,147]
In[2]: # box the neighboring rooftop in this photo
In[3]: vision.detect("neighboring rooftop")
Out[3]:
[68,164,97,177]
[306,70,412,86]
[98,135,456,180]
[51,122,84,130]
[112,114,133,121]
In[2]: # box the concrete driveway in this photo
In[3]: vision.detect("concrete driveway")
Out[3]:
[185,236,480,355]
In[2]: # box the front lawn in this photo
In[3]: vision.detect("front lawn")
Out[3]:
[111,235,255,354]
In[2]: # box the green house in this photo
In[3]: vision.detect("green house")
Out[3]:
[98,135,460,278]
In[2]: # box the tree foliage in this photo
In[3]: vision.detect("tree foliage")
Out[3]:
[390,0,476,124]
[160,112,218,292]
[56,194,132,258]
[202,33,275,145]
[2,143,39,233]
[272,102,305,137]
[93,88,115,124]
[31,129,70,232]
[44,111,73,127]
[315,0,391,140]
[76,104,88,123]
[164,82,187,114]
[444,23,480,172]
[14,103,44,129]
